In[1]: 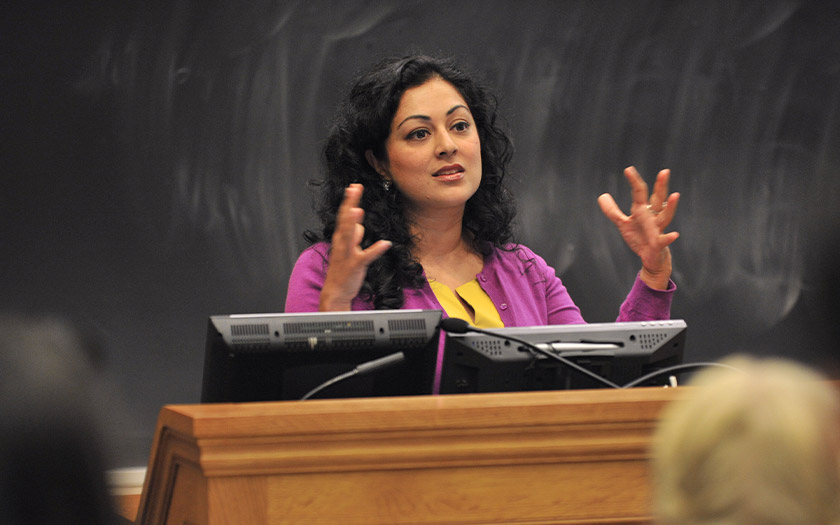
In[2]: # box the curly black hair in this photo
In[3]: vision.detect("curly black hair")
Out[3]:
[305,54,517,309]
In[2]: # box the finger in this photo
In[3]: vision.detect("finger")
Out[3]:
[346,182,363,201]
[623,166,650,207]
[337,183,363,211]
[658,230,680,248]
[338,184,364,221]
[360,239,392,265]
[353,222,365,247]
[334,185,365,240]
[649,169,670,210]
[656,192,680,228]
[332,207,364,251]
[597,193,627,225]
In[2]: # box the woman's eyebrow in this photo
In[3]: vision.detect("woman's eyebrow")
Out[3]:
[396,104,470,130]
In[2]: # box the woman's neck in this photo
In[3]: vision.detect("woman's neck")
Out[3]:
[409,207,468,259]
[409,207,483,288]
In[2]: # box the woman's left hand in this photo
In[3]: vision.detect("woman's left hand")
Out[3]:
[597,166,680,290]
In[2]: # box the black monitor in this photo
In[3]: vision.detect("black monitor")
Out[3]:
[439,320,686,394]
[201,309,442,402]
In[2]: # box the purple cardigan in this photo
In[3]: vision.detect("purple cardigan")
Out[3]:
[285,242,675,392]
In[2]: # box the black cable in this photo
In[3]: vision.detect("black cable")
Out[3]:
[620,362,741,389]
[440,318,621,389]
[300,351,405,400]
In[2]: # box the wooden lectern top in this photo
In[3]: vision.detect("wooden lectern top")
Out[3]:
[136,387,684,524]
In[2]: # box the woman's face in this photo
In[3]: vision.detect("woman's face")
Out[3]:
[367,77,482,215]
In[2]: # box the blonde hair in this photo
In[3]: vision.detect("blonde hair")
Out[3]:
[652,355,840,525]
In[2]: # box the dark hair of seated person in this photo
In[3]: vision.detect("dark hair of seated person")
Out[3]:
[0,313,123,525]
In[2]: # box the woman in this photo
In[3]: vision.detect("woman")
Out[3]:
[286,54,679,331]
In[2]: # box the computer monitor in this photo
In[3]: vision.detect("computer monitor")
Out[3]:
[201,309,442,402]
[439,320,686,394]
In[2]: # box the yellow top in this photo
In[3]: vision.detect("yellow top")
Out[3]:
[428,278,505,329]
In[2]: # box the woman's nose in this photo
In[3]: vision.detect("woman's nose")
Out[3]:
[436,132,458,157]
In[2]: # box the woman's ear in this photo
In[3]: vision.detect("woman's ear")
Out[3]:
[365,149,389,179]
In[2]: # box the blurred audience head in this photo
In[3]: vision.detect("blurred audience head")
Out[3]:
[0,313,117,524]
[652,355,840,525]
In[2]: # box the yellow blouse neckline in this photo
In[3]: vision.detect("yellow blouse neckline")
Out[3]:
[428,278,504,329]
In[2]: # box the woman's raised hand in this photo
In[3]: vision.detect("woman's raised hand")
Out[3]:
[319,184,392,311]
[597,167,680,290]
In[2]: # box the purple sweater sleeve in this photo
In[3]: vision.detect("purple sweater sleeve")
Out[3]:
[515,246,675,322]
[285,243,328,313]
[285,243,375,312]
[484,245,674,324]
[617,273,676,322]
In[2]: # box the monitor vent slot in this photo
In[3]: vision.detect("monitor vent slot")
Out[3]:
[284,320,374,336]
[638,331,669,350]
[388,318,426,333]
[473,339,506,357]
[388,318,428,347]
[283,320,376,351]
[230,323,270,350]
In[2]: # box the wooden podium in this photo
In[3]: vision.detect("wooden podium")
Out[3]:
[135,387,684,524]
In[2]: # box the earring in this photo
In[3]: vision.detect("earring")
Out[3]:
[382,179,392,191]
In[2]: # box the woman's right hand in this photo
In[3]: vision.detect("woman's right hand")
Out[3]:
[319,183,392,311]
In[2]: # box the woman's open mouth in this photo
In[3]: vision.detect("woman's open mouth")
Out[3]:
[433,164,465,181]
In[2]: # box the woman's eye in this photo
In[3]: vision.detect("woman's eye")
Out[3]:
[452,121,470,132]
[408,129,429,140]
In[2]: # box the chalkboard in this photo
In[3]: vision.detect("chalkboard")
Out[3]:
[3,1,839,468]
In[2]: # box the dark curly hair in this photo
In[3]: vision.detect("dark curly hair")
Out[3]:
[305,54,517,309]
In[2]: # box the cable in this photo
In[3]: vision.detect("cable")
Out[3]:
[440,318,621,389]
[621,362,741,389]
[300,351,405,400]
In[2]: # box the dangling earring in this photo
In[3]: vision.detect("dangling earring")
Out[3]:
[382,179,392,191]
